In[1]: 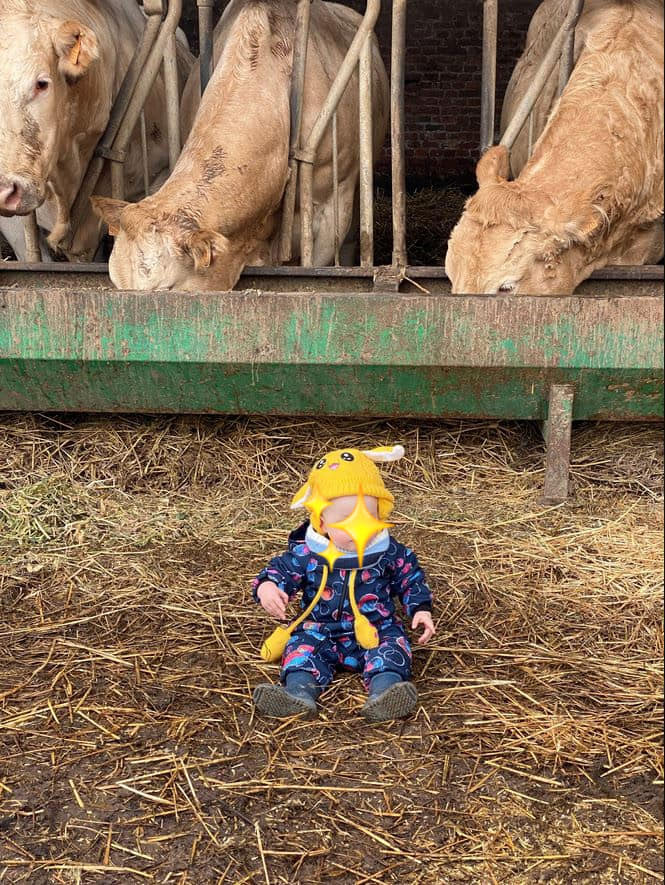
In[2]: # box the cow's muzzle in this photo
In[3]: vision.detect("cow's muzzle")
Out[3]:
[0,175,44,216]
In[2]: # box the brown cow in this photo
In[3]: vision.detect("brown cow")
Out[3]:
[446,0,664,295]
[0,0,193,261]
[92,0,389,292]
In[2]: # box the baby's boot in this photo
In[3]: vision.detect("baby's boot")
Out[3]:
[361,672,418,722]
[253,672,320,719]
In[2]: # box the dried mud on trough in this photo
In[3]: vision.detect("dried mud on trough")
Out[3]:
[0,415,663,884]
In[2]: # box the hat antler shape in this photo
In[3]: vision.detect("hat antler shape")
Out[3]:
[329,485,392,567]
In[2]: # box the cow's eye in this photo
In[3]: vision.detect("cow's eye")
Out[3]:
[497,281,516,294]
[34,77,51,95]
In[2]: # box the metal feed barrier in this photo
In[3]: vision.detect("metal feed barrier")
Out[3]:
[1,0,662,506]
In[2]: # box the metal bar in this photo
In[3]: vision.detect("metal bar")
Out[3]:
[279,0,312,263]
[300,0,381,266]
[391,0,408,269]
[140,112,150,197]
[359,34,374,269]
[501,0,584,151]
[163,24,182,170]
[108,0,183,191]
[300,162,316,267]
[558,0,584,96]
[299,0,381,163]
[332,112,341,267]
[197,0,215,95]
[480,0,498,153]
[3,263,663,283]
[543,384,575,504]
[23,213,41,263]
[528,110,535,158]
[63,11,163,250]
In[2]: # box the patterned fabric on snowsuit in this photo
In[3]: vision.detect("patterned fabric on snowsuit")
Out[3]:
[253,522,433,690]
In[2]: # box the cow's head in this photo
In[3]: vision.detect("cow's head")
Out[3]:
[91,197,245,292]
[445,146,604,295]
[0,10,99,216]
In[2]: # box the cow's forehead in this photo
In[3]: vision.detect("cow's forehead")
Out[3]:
[0,10,52,53]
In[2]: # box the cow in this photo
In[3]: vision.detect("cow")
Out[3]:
[91,0,390,292]
[0,0,193,262]
[445,0,664,296]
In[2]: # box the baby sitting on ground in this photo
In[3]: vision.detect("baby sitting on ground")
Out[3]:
[252,445,436,722]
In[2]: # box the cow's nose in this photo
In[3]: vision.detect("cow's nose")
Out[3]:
[0,179,24,213]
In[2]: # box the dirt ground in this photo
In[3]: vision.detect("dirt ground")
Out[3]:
[0,415,663,884]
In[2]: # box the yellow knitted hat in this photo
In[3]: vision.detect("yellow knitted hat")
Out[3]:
[291,445,405,531]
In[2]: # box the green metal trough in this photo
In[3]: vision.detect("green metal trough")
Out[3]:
[0,264,662,502]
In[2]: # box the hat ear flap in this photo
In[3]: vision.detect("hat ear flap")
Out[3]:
[362,445,405,464]
[291,482,312,510]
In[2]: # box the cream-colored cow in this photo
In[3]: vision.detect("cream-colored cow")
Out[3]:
[446,0,664,295]
[0,0,193,261]
[93,0,390,292]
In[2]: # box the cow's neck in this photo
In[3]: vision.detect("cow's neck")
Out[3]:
[517,8,663,282]
[155,6,292,249]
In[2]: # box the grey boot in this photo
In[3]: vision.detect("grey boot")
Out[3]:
[361,677,418,722]
[253,673,320,719]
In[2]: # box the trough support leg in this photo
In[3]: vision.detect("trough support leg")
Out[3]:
[542,384,575,504]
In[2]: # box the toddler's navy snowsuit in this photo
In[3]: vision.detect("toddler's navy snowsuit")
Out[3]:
[253,522,433,690]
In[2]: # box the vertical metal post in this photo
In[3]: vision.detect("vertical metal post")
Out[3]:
[163,23,182,170]
[197,0,215,95]
[279,0,312,263]
[480,0,498,153]
[558,0,584,96]
[543,384,575,504]
[300,162,316,267]
[299,0,381,267]
[391,0,408,269]
[332,112,341,267]
[140,111,150,196]
[23,213,41,263]
[359,33,375,269]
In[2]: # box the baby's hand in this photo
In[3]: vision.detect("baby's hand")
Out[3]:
[411,610,436,645]
[257,581,290,621]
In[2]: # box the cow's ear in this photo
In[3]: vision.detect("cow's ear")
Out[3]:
[541,201,606,260]
[477,145,511,186]
[90,197,129,237]
[52,20,99,81]
[181,230,231,272]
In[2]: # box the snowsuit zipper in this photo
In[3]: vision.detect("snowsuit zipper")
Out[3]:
[336,571,351,621]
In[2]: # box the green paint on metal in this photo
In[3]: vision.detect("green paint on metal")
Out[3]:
[0,287,662,418]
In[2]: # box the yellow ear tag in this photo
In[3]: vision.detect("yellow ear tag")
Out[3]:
[69,34,82,66]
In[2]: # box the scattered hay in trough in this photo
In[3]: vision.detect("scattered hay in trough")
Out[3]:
[0,415,663,882]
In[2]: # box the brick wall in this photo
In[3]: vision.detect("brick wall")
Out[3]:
[180,0,541,180]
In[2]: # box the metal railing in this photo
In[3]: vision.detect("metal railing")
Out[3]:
[20,1,407,274]
[278,0,408,276]
[26,0,184,261]
[481,0,585,156]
